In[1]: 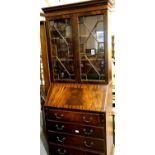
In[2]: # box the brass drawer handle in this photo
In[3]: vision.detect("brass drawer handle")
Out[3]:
[54,113,64,119]
[57,148,67,155]
[83,128,93,136]
[56,124,64,131]
[56,136,66,143]
[82,116,93,123]
[84,140,94,148]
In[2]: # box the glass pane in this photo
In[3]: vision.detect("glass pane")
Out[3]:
[78,14,105,81]
[49,19,75,80]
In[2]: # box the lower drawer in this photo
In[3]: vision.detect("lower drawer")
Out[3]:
[48,131,105,152]
[46,120,105,139]
[49,143,105,155]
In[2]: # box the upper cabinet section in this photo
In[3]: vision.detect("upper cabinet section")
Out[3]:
[42,0,114,84]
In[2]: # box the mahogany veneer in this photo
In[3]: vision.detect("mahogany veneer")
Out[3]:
[45,83,108,112]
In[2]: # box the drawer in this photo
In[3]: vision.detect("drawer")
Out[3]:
[48,131,105,152]
[46,120,105,139]
[49,143,105,155]
[45,109,104,126]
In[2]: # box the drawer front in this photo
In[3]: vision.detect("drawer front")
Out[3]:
[48,131,105,152]
[46,120,105,139]
[49,143,105,155]
[45,109,104,126]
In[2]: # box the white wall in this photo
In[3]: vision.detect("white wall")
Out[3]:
[40,0,93,21]
[40,0,92,7]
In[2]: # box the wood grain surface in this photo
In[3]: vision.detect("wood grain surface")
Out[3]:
[45,83,108,112]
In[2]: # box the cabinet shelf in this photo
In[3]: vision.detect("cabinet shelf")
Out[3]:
[53,58,104,61]
[53,58,73,61]
[81,58,104,61]
[51,37,71,39]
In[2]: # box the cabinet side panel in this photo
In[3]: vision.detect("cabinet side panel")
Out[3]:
[40,21,51,95]
[106,82,113,155]
[104,9,112,84]
[107,10,113,85]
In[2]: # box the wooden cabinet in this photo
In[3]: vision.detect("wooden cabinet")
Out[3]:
[42,0,114,155]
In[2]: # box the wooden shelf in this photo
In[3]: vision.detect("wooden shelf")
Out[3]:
[81,58,104,61]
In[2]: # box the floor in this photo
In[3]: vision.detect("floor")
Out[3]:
[40,111,48,155]
[40,138,48,155]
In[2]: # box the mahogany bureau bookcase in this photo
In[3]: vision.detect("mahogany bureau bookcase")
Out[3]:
[42,0,114,155]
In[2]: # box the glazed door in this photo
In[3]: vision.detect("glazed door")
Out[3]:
[78,13,106,82]
[48,17,76,82]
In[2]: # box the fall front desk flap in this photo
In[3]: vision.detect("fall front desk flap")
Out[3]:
[45,83,109,112]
